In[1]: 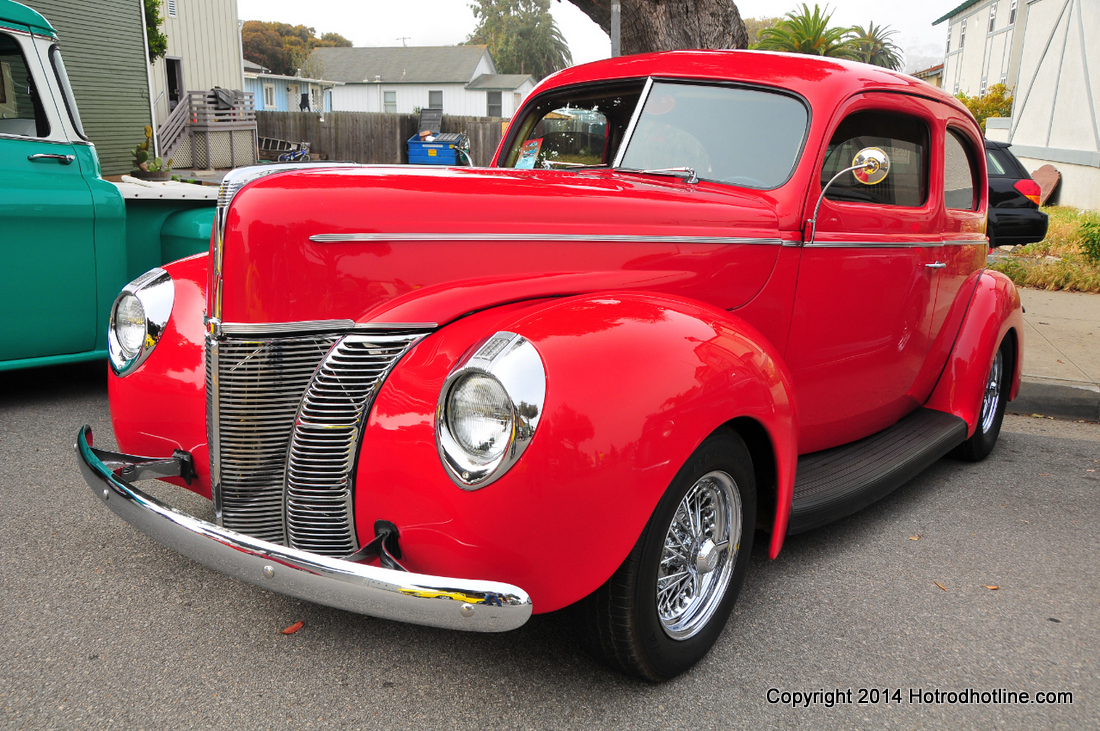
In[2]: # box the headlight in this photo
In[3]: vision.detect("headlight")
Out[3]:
[108,268,174,376]
[437,332,546,489]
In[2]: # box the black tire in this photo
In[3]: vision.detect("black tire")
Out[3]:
[952,337,1012,462]
[579,429,756,681]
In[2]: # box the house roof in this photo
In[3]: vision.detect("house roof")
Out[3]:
[466,73,534,91]
[933,0,983,26]
[310,45,493,84]
[243,58,268,74]
[912,63,944,79]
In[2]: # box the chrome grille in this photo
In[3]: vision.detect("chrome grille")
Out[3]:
[207,327,429,552]
[208,334,339,543]
[285,333,427,556]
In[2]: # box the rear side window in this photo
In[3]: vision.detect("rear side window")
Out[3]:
[986,149,1007,176]
[822,111,928,207]
[945,130,979,210]
[0,32,49,138]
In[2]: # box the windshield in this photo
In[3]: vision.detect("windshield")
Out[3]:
[499,81,644,169]
[49,45,86,139]
[618,82,809,189]
[500,79,809,189]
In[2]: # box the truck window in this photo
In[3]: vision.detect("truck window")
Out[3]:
[945,129,979,210]
[821,111,928,207]
[49,45,86,139]
[0,32,49,137]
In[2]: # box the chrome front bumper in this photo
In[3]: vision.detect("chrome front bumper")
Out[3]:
[75,426,532,632]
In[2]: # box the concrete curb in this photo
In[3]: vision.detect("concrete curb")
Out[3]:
[1010,377,1100,422]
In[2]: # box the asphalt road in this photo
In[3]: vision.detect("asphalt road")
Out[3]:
[1,362,1097,730]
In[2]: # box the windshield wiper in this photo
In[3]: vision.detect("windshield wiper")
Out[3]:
[612,166,698,184]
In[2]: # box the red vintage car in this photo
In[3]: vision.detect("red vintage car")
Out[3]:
[77,50,1022,681]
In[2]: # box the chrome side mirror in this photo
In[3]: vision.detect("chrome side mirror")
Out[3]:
[805,147,891,245]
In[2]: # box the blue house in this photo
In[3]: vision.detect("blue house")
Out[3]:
[243,59,340,113]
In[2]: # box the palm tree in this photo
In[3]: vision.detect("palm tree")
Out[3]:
[850,22,904,70]
[754,4,856,59]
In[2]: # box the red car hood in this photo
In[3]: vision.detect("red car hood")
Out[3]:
[216,166,785,326]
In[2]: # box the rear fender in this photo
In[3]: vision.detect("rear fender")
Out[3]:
[356,292,798,612]
[925,270,1023,436]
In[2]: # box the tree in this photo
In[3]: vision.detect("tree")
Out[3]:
[849,22,903,70]
[565,0,748,56]
[956,83,1014,131]
[466,0,572,79]
[242,21,351,76]
[143,0,168,62]
[744,16,783,46]
[754,4,855,58]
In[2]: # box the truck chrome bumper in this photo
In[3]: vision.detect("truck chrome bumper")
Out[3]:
[75,426,532,632]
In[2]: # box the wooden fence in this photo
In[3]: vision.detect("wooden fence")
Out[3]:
[256,111,507,167]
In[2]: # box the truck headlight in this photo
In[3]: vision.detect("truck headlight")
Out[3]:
[108,268,174,376]
[437,332,546,489]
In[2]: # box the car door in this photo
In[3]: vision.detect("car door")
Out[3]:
[0,26,96,362]
[785,95,942,454]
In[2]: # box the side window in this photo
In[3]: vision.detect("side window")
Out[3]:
[945,129,979,210]
[0,32,49,138]
[986,149,1007,176]
[821,111,928,206]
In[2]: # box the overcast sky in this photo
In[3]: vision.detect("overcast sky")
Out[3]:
[237,0,957,74]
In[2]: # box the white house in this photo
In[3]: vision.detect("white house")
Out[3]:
[310,45,535,119]
[937,0,1099,210]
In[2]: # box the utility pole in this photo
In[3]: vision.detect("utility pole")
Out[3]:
[611,1,621,57]
[396,36,411,47]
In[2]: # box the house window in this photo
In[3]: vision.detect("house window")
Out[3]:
[980,79,987,95]
[988,4,997,32]
[1000,74,1007,85]
[946,33,951,54]
[960,19,966,48]
[166,0,177,17]
[1010,0,1017,24]
[384,90,396,113]
[263,84,275,108]
[428,90,443,109]
[487,90,502,117]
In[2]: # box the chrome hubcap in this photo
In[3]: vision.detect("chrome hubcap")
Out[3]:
[656,470,741,640]
[980,350,1003,434]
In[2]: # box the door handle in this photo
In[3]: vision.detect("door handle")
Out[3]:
[925,261,947,269]
[28,153,75,165]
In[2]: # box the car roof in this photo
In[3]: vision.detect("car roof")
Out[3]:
[533,49,971,118]
[0,0,56,37]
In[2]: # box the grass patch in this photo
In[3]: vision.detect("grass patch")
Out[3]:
[990,206,1100,293]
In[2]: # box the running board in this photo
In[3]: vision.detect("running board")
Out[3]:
[787,408,968,534]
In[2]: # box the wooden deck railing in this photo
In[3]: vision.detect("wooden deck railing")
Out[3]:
[157,90,258,168]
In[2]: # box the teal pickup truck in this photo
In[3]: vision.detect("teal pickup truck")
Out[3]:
[0,0,215,371]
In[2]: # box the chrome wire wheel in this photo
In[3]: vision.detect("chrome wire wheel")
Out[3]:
[979,349,1004,434]
[656,470,741,640]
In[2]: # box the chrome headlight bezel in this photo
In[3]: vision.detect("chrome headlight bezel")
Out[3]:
[436,332,546,489]
[108,268,174,376]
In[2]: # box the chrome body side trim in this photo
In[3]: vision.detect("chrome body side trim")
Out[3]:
[76,427,532,632]
[436,332,546,489]
[804,239,985,248]
[108,268,174,376]
[309,233,785,246]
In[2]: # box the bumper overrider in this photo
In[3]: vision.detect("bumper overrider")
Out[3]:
[75,426,532,632]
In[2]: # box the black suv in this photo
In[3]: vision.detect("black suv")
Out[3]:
[986,138,1049,248]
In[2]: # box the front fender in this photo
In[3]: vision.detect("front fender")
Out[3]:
[356,292,798,612]
[925,270,1023,436]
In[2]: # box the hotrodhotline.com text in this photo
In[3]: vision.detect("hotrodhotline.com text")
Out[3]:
[766,687,1074,708]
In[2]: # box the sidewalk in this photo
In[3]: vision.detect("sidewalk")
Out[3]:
[1011,288,1100,422]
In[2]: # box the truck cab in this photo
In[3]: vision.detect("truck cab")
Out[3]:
[0,0,214,371]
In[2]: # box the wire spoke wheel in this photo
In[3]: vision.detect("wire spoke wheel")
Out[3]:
[979,349,1003,434]
[656,470,741,640]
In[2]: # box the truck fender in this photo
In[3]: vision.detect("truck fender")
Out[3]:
[925,270,1023,437]
[357,292,798,612]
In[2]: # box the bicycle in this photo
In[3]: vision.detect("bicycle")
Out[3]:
[278,142,311,162]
